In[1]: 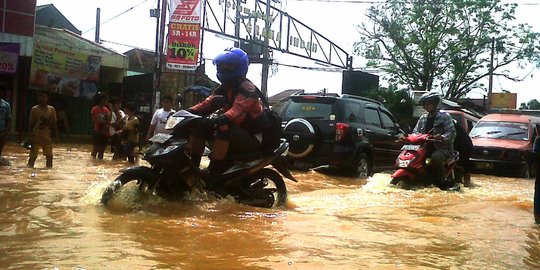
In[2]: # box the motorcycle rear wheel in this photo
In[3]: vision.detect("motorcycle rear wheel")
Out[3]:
[239,168,288,208]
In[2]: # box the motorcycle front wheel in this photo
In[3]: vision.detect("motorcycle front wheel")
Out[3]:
[101,167,159,205]
[239,168,288,208]
[390,176,413,190]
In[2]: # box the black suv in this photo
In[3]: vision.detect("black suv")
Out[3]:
[272,93,404,178]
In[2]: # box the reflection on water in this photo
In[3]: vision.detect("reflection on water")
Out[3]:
[0,142,537,269]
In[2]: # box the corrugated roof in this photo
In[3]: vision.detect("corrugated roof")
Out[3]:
[36,4,81,35]
[124,48,155,73]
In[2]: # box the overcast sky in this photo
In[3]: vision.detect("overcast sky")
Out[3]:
[36,0,540,107]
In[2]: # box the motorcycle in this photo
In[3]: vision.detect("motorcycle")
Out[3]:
[390,132,462,190]
[101,108,297,208]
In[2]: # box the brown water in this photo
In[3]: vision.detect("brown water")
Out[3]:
[0,142,538,269]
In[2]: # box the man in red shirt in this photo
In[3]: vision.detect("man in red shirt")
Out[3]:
[91,93,111,160]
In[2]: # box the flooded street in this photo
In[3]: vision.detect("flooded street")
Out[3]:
[0,142,539,269]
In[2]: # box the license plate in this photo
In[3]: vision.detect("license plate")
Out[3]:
[398,159,411,168]
[475,162,492,169]
[401,144,420,151]
[149,133,172,144]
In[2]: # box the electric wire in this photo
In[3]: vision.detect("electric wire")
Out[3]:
[82,0,151,34]
[100,39,153,51]
[286,0,540,5]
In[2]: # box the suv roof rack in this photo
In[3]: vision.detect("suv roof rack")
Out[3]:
[341,94,382,105]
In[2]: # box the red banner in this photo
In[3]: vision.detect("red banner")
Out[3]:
[166,0,202,71]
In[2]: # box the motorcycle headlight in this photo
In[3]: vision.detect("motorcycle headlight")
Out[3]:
[165,117,183,130]
[153,145,180,156]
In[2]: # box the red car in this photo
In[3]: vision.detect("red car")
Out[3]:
[469,113,540,178]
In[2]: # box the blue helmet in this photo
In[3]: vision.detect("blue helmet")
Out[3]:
[213,47,249,84]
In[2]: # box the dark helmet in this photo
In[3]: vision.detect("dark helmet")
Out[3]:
[213,47,249,84]
[418,91,441,106]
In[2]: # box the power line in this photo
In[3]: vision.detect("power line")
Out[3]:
[287,0,540,5]
[83,0,151,34]
[100,39,152,51]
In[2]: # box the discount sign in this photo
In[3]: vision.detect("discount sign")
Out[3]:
[166,0,202,71]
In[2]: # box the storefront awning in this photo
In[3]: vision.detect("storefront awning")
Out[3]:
[34,25,128,69]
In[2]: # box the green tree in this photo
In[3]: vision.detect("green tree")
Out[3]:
[519,99,540,110]
[363,85,415,127]
[354,0,540,99]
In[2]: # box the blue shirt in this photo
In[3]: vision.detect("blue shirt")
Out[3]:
[0,99,11,132]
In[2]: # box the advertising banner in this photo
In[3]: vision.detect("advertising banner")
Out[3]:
[0,43,20,74]
[166,0,202,71]
[29,42,101,99]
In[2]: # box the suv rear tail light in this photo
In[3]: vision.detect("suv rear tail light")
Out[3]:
[335,123,349,142]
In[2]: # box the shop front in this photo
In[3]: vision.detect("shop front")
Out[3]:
[25,25,128,136]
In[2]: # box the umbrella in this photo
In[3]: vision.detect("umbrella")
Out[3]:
[184,85,212,97]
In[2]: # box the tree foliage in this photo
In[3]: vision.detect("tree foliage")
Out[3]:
[363,85,415,124]
[354,0,540,99]
[519,99,540,110]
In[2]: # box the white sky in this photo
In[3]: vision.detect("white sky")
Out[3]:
[36,0,540,107]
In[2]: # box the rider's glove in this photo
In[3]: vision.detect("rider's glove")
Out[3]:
[212,114,230,127]
[434,134,445,141]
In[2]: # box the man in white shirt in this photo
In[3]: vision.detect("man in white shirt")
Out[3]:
[145,95,175,141]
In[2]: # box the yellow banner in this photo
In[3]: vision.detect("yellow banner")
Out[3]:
[29,41,101,99]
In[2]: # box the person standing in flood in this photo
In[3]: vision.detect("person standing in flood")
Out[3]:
[533,125,540,224]
[27,90,58,168]
[91,93,111,160]
[145,95,175,141]
[108,98,125,160]
[0,85,11,164]
[121,103,139,163]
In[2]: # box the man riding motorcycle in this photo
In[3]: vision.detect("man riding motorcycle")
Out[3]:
[187,47,269,176]
[406,91,456,185]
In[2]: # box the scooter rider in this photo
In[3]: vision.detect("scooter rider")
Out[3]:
[410,91,456,185]
[187,47,268,176]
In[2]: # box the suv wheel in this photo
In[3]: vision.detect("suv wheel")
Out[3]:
[283,118,319,158]
[354,153,370,179]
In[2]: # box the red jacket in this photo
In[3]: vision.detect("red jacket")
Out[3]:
[189,80,263,129]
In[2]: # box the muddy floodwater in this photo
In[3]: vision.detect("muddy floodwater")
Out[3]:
[0,142,539,269]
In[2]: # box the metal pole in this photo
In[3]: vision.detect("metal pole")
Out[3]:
[260,0,271,98]
[487,37,495,111]
[153,0,167,112]
[153,0,161,111]
[95,8,101,43]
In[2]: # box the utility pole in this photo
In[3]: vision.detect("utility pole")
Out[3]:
[95,8,101,43]
[260,0,272,98]
[153,0,168,112]
[487,37,495,111]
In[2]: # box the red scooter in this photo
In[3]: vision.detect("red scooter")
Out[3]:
[390,133,462,190]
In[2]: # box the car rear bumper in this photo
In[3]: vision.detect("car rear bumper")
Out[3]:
[470,158,527,172]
